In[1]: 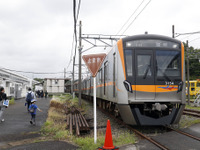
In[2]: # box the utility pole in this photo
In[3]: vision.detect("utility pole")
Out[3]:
[72,56,75,99]
[64,68,66,78]
[186,40,190,105]
[78,20,82,106]
[71,72,73,96]
[172,25,175,38]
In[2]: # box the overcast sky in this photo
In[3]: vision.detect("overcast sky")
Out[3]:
[0,0,200,79]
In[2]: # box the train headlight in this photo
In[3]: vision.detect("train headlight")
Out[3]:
[123,80,132,93]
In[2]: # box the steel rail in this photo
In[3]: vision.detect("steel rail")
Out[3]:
[183,109,200,118]
[167,127,200,141]
[97,107,169,150]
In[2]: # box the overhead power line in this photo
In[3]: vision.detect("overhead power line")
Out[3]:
[73,0,81,59]
[73,0,77,57]
[0,67,64,75]
[116,0,146,35]
[121,0,152,35]
[190,37,200,43]
[175,31,200,37]
[76,0,81,20]
[67,0,81,69]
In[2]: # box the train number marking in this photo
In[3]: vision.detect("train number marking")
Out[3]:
[165,81,174,85]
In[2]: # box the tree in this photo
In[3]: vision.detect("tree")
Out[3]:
[184,42,200,80]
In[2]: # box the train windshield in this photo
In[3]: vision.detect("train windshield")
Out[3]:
[156,50,181,77]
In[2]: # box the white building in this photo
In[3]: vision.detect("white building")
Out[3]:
[0,68,32,99]
[44,78,70,94]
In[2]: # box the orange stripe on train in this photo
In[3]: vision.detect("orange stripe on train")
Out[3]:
[79,82,178,93]
[132,85,178,92]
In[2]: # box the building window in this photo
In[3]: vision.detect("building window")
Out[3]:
[55,80,58,84]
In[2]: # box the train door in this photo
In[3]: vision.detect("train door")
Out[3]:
[104,61,108,99]
[113,53,116,98]
[135,50,155,100]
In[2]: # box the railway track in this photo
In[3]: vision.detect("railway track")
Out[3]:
[97,107,169,150]
[87,100,200,150]
[82,97,200,149]
[183,108,200,118]
[166,127,200,142]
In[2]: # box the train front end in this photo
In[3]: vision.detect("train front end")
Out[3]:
[117,34,186,125]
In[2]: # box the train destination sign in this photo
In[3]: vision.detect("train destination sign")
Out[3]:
[82,53,106,77]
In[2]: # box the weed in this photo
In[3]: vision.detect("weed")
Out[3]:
[179,116,200,128]
[42,94,136,149]
[9,97,15,105]
[75,136,105,150]
[54,130,70,140]
[185,104,200,111]
[33,139,47,143]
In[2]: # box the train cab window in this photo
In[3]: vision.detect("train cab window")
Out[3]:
[137,55,152,77]
[156,51,181,77]
[125,50,133,76]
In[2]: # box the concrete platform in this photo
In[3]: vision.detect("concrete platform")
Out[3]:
[0,98,78,150]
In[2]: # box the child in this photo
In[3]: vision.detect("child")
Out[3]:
[29,99,42,125]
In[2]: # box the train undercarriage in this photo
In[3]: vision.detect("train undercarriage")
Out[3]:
[81,93,185,126]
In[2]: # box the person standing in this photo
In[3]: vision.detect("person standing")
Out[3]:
[29,99,42,125]
[41,90,44,98]
[44,91,48,98]
[25,88,36,112]
[0,87,8,122]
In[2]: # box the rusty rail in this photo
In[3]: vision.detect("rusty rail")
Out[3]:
[167,127,200,141]
[183,109,200,118]
[66,108,89,136]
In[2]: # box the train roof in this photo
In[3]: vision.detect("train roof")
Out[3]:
[122,34,181,43]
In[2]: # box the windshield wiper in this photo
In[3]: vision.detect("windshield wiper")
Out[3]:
[143,65,151,79]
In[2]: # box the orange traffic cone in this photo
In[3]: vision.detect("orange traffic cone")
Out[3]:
[98,120,119,150]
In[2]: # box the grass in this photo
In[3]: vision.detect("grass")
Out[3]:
[185,104,200,111]
[179,116,200,128]
[41,94,86,141]
[41,107,71,140]
[74,131,136,150]
[33,139,48,143]
[9,97,15,105]
[41,94,136,149]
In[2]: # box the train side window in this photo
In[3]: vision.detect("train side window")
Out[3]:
[125,50,133,76]
[104,61,108,95]
[101,68,103,83]
[91,76,93,86]
[99,69,102,83]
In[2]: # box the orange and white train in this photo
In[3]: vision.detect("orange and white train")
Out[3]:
[79,34,186,125]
